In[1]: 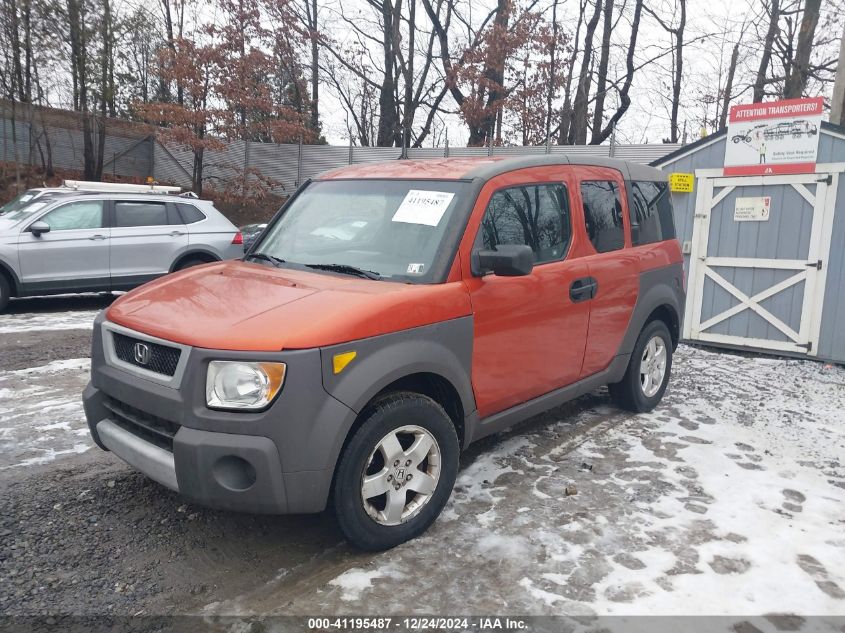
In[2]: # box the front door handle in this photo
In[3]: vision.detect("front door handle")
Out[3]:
[89,234,108,241]
[570,277,598,302]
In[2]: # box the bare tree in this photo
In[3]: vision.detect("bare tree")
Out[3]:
[783,0,821,97]
[643,0,686,143]
[753,0,780,101]
[832,21,845,125]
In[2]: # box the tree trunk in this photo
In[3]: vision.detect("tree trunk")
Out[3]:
[569,0,602,144]
[544,0,559,142]
[67,0,97,180]
[753,0,780,102]
[831,22,845,126]
[402,0,416,147]
[783,0,821,98]
[376,0,402,146]
[669,0,686,142]
[308,0,319,133]
[557,0,585,144]
[589,0,614,144]
[591,0,644,144]
[719,42,740,129]
[468,0,511,146]
[22,0,32,102]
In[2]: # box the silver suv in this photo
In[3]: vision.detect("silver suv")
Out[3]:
[0,189,243,311]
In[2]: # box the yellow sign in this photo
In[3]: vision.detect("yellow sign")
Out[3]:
[669,173,694,193]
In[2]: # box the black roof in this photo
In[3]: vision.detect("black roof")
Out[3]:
[463,154,667,182]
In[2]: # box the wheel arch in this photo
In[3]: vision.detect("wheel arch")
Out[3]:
[347,372,466,452]
[645,304,680,348]
[0,259,20,296]
[169,249,220,272]
[619,265,685,356]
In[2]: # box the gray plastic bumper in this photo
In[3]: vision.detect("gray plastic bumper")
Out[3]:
[96,419,178,491]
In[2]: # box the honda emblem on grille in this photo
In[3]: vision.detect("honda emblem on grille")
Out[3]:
[133,342,151,365]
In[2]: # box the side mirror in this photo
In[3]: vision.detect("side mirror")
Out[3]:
[473,244,534,277]
[29,221,51,237]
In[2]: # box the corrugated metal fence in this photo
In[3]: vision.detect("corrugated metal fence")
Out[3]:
[2,102,679,194]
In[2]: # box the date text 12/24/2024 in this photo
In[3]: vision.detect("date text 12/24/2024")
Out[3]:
[307,617,529,631]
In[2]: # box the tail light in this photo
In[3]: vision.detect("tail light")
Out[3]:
[232,232,243,245]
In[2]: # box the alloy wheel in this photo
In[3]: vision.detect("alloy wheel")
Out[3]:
[639,335,667,398]
[360,425,442,526]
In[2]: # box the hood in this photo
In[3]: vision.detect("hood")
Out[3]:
[106,260,472,351]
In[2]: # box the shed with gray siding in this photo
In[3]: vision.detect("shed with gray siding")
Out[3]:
[653,122,845,363]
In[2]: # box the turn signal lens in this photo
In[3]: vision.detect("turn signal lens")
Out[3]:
[332,351,357,374]
[206,361,286,410]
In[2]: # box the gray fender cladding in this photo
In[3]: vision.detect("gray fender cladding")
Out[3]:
[618,263,686,357]
[319,316,476,418]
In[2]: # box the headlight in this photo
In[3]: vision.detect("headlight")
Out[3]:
[206,361,286,410]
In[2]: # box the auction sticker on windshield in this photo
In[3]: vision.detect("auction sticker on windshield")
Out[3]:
[392,190,455,226]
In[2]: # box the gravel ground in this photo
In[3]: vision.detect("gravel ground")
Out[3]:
[0,330,92,371]
[1,297,844,623]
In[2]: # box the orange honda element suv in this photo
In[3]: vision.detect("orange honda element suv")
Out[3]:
[83,156,684,550]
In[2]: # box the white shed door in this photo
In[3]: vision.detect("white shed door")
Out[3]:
[685,172,836,355]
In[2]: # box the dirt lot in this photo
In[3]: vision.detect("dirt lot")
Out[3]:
[1,296,844,625]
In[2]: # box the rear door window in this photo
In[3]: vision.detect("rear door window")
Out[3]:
[39,201,104,231]
[114,201,170,227]
[479,184,572,265]
[629,181,676,245]
[580,181,624,253]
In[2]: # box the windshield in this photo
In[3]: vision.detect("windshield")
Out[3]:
[253,180,469,283]
[3,200,50,221]
[0,190,42,215]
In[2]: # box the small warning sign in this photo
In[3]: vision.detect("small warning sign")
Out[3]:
[734,196,771,222]
[669,173,694,193]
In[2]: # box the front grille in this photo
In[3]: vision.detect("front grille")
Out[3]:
[112,332,181,377]
[103,396,180,452]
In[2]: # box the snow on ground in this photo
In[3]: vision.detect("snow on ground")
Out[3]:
[205,345,845,618]
[0,358,93,469]
[1,321,843,619]
[0,310,99,334]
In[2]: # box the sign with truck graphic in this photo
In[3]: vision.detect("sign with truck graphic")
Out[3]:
[724,97,823,176]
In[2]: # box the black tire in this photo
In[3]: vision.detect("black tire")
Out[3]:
[609,320,673,413]
[0,274,10,313]
[175,257,210,271]
[332,391,459,551]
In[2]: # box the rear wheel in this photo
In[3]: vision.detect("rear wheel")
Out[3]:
[0,274,10,312]
[609,320,673,413]
[175,257,211,271]
[332,392,459,551]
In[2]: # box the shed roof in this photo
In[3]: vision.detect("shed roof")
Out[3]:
[652,120,845,167]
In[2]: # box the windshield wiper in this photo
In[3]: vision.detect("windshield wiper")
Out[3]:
[305,263,382,280]
[245,252,286,267]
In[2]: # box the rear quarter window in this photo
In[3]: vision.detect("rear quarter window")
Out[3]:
[629,181,676,245]
[177,203,207,224]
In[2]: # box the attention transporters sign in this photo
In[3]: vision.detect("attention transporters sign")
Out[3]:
[724,97,823,176]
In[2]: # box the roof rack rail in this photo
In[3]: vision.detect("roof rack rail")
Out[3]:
[62,180,182,195]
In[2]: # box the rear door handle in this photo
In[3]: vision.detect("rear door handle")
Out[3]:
[169,231,186,237]
[569,277,598,302]
[89,234,108,241]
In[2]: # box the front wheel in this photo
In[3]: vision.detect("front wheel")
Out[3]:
[332,392,459,551]
[609,320,673,413]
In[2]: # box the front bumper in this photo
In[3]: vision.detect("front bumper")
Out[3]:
[83,314,357,514]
